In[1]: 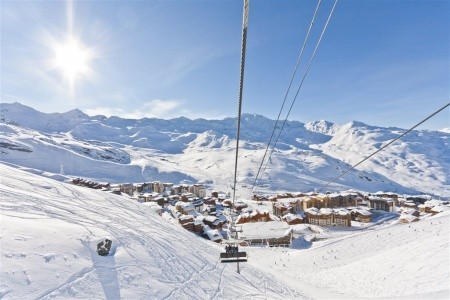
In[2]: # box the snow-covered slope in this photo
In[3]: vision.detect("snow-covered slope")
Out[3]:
[1,102,449,197]
[1,163,449,299]
[0,163,304,299]
[250,216,450,299]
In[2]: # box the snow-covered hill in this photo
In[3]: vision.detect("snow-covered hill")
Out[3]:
[1,162,449,299]
[0,163,304,299]
[1,102,449,197]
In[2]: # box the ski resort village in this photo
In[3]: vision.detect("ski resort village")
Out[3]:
[69,177,450,246]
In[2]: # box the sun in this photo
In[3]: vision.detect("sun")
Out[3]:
[53,36,92,90]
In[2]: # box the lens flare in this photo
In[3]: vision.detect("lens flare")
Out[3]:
[53,36,91,91]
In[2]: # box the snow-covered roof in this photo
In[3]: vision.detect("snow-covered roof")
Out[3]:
[319,208,333,215]
[399,214,419,223]
[277,197,302,204]
[351,208,372,216]
[179,214,194,221]
[239,221,291,240]
[204,215,217,223]
[431,206,450,213]
[334,208,350,216]
[205,229,223,241]
[175,201,195,210]
[283,213,303,222]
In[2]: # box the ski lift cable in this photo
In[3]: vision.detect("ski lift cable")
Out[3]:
[318,101,450,192]
[224,2,250,274]
[250,0,323,195]
[250,0,339,197]
[232,0,250,207]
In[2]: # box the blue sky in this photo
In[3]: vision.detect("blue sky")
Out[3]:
[1,0,449,129]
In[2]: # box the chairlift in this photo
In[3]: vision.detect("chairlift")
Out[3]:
[220,243,247,263]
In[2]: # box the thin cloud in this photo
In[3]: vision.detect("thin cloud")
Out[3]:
[84,99,228,120]
[85,99,186,119]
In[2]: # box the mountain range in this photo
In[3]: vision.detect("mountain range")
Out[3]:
[1,102,449,198]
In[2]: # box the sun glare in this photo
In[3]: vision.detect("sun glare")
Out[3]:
[53,37,91,90]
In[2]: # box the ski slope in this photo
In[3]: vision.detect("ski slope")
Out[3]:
[1,163,449,299]
[0,164,304,299]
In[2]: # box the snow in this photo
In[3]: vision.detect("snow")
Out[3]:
[0,164,304,299]
[1,102,449,198]
[238,221,291,240]
[1,162,448,298]
[1,102,450,299]
[248,212,450,299]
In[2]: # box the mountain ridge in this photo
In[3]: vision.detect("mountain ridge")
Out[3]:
[1,102,449,198]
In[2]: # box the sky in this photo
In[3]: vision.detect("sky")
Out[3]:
[1,0,449,130]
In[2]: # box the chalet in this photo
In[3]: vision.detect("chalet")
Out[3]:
[154,196,165,207]
[175,201,195,215]
[181,192,195,202]
[406,195,431,206]
[236,210,272,224]
[137,192,159,203]
[203,214,227,229]
[401,200,417,210]
[418,200,450,213]
[374,191,399,200]
[120,183,134,195]
[272,202,294,217]
[399,209,420,224]
[203,205,217,216]
[202,197,215,205]
[177,215,203,232]
[305,207,332,226]
[333,209,352,226]
[367,196,395,212]
[328,192,359,207]
[205,228,223,243]
[305,207,352,227]
[150,181,165,193]
[351,208,372,223]
[221,199,232,208]
[430,205,450,215]
[178,214,194,225]
[282,213,303,225]
[167,195,180,205]
[171,184,188,195]
[136,183,151,193]
[238,221,292,247]
[302,195,335,210]
[190,184,206,198]
[234,201,248,211]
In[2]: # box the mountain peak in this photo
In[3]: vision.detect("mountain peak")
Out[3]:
[61,108,88,119]
[305,120,336,134]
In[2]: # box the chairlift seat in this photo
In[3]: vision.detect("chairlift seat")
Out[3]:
[221,258,248,263]
[220,251,247,259]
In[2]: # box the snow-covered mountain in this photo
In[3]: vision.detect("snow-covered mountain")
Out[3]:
[1,102,449,197]
[1,162,449,299]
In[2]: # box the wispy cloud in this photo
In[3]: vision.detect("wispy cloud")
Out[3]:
[84,98,228,120]
[85,99,186,119]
